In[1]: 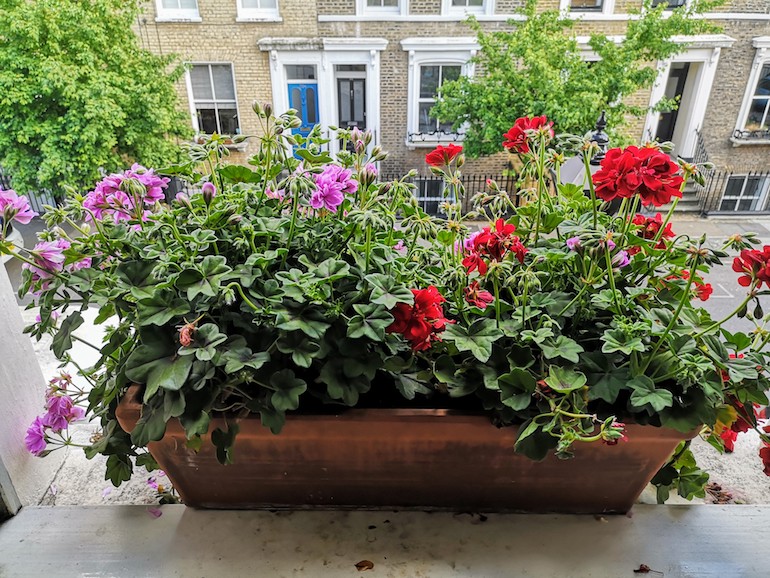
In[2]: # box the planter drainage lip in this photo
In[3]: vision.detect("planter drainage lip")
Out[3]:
[117,385,698,514]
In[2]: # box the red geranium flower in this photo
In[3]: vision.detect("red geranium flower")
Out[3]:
[628,213,674,255]
[732,246,770,288]
[464,281,494,310]
[502,116,554,154]
[592,146,684,207]
[425,144,463,167]
[462,219,527,275]
[668,270,712,302]
[387,286,449,351]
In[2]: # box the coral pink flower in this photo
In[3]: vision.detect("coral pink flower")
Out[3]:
[464,281,494,310]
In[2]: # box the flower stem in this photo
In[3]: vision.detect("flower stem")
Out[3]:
[583,152,599,230]
[653,173,690,246]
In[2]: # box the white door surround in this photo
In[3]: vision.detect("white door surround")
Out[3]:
[642,35,735,158]
[258,38,387,156]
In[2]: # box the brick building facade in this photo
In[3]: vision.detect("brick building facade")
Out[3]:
[140,0,770,212]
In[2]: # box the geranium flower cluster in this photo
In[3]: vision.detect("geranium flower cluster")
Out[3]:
[25,374,84,456]
[311,164,358,212]
[387,286,450,351]
[82,163,169,224]
[462,218,527,276]
[502,115,554,154]
[592,145,684,207]
[732,246,770,288]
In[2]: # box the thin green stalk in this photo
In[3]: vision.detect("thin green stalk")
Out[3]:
[533,135,547,243]
[583,152,599,230]
[640,256,700,374]
[653,173,690,246]
[603,245,621,312]
[694,290,756,338]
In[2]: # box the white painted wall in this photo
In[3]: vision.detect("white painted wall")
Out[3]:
[0,264,63,512]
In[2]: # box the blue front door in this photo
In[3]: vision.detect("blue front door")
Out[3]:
[288,83,319,140]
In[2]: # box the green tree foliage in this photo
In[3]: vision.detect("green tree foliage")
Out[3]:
[0,0,190,197]
[432,0,724,157]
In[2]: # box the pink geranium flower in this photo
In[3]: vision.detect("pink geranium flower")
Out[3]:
[24,239,70,280]
[0,188,38,225]
[25,416,47,456]
[42,395,85,433]
[311,165,358,213]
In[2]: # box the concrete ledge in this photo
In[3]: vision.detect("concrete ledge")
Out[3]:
[1,504,769,576]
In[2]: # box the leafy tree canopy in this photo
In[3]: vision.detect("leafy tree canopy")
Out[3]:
[0,0,190,197]
[432,0,724,157]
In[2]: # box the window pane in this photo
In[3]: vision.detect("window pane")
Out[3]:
[719,199,737,212]
[420,66,440,99]
[217,108,240,135]
[336,64,366,73]
[162,0,181,8]
[724,177,744,197]
[260,0,277,8]
[180,0,197,8]
[441,66,461,86]
[190,66,213,100]
[306,87,317,124]
[211,65,236,101]
[242,0,261,7]
[418,103,435,133]
[738,198,757,211]
[339,80,351,124]
[754,64,770,96]
[748,100,770,130]
[291,87,302,112]
[468,0,483,5]
[286,65,316,80]
[197,108,218,134]
[383,0,398,5]
[439,119,454,134]
[745,177,762,198]
[571,0,603,9]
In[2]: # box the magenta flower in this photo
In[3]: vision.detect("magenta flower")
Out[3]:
[311,165,357,213]
[612,250,631,269]
[463,231,481,251]
[42,394,84,433]
[394,240,407,254]
[25,416,47,456]
[0,188,37,225]
[566,237,581,251]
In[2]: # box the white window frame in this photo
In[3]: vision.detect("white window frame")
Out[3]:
[185,63,242,137]
[401,38,478,148]
[236,0,281,22]
[718,174,770,213]
[441,0,493,17]
[356,0,407,16]
[732,37,770,146]
[649,0,689,9]
[559,0,615,17]
[155,0,201,22]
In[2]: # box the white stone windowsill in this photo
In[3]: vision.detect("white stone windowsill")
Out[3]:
[154,17,203,23]
[731,136,770,147]
[406,138,464,150]
[236,17,283,23]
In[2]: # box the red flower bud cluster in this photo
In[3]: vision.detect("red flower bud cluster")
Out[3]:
[502,116,554,154]
[628,213,674,255]
[592,146,684,207]
[462,219,527,276]
[425,144,463,167]
[732,246,770,288]
[387,286,450,351]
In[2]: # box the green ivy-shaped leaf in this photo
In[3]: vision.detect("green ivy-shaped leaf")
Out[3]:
[601,328,645,355]
[51,311,84,358]
[544,366,587,393]
[269,369,307,411]
[541,335,584,363]
[347,303,393,341]
[443,318,503,362]
[629,376,674,412]
[276,332,322,368]
[365,273,415,309]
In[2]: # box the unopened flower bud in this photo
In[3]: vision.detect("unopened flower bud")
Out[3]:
[263,103,272,117]
[252,100,263,116]
[175,192,192,209]
[202,182,217,206]
[456,154,465,169]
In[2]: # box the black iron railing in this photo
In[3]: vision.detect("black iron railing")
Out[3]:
[699,170,770,215]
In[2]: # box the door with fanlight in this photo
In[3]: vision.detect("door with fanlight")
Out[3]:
[286,65,319,142]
